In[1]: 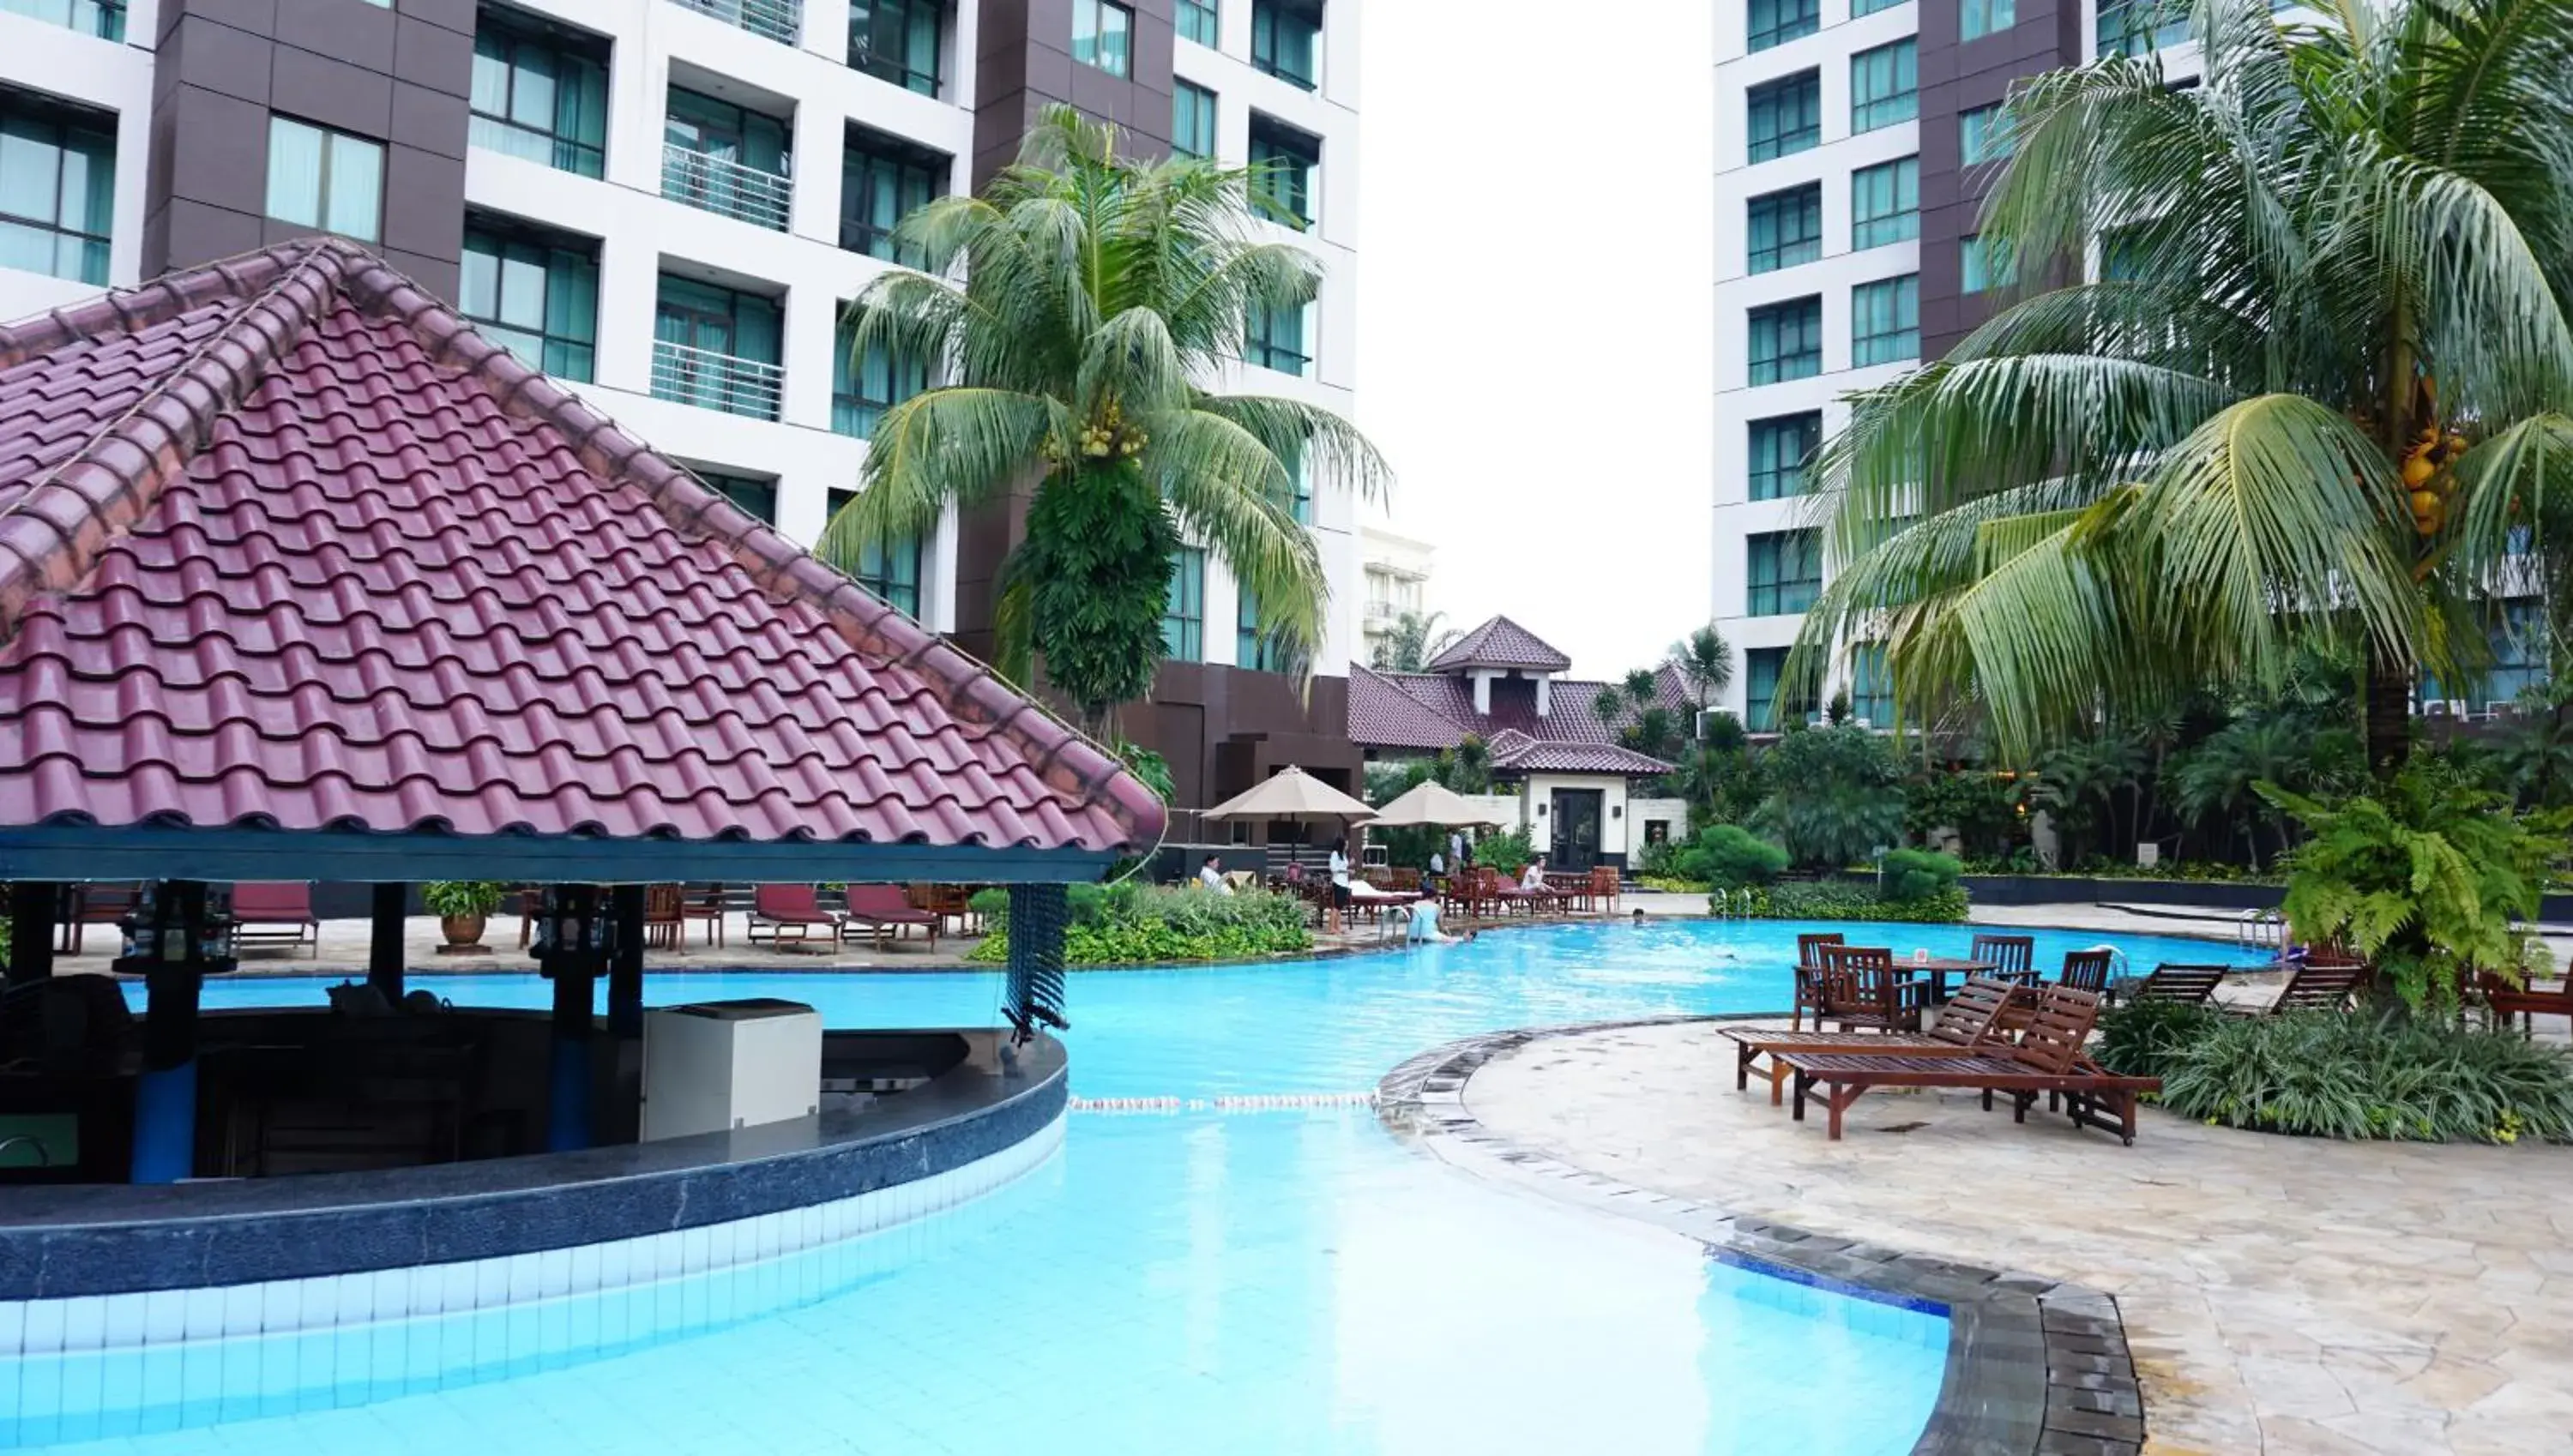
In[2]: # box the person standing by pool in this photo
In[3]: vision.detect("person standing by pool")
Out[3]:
[1328,836,1352,934]
[1426,846,1445,893]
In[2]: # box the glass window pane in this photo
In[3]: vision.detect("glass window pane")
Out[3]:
[1748,0,1817,51]
[1962,0,2015,39]
[1852,274,1919,365]
[265,117,323,229]
[1851,156,1918,250]
[1851,39,1917,133]
[324,131,383,241]
[1746,72,1819,164]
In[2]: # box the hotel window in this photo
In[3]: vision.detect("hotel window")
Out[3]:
[1163,547,1206,659]
[1749,412,1823,502]
[1178,0,1218,46]
[663,87,792,232]
[2098,0,2188,57]
[1747,0,1816,52]
[1850,156,1917,250]
[0,93,114,286]
[1960,104,2012,165]
[700,471,776,525]
[1852,274,1919,365]
[1850,39,1916,133]
[265,117,384,244]
[1175,83,1218,159]
[1249,114,1317,228]
[1745,184,1821,274]
[1072,0,1132,76]
[469,8,609,177]
[1744,647,1811,729]
[1961,0,2014,39]
[1850,0,1904,12]
[1746,71,1820,163]
[1747,530,1823,617]
[653,275,784,419]
[1961,235,2016,293]
[833,313,931,439]
[1,0,124,40]
[841,126,944,265]
[460,220,598,382]
[1747,297,1823,386]
[1268,448,1312,524]
[826,490,925,617]
[1238,585,1293,671]
[1247,299,1310,375]
[849,0,942,95]
[1850,646,1894,725]
[1252,0,1321,90]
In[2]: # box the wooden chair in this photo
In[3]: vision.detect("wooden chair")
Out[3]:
[2477,968,2573,1038]
[1726,976,2026,1104]
[642,883,686,953]
[681,884,729,947]
[54,883,142,955]
[2058,949,2116,996]
[1589,865,1621,914]
[1779,985,2161,1144]
[1970,933,2036,982]
[2130,964,2227,1007]
[1792,933,1847,1031]
[516,884,545,949]
[232,882,321,958]
[1812,944,1925,1035]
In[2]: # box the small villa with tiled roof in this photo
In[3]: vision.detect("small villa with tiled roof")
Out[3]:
[1349,617,1691,871]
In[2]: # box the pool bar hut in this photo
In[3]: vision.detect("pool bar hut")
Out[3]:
[0,242,1160,1328]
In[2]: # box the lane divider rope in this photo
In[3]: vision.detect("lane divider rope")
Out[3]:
[1070,1092,1380,1114]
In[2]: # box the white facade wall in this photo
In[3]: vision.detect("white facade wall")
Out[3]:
[1712,0,1920,725]
[0,0,1361,671]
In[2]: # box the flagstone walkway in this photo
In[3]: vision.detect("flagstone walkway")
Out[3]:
[1461,1019,2573,1456]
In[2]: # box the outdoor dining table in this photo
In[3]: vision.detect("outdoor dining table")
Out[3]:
[1896,957,2034,1004]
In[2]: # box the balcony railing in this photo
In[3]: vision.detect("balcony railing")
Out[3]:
[662,145,793,232]
[651,340,784,421]
[671,0,801,45]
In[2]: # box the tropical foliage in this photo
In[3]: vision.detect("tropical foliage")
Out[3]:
[970,882,1310,966]
[825,106,1389,733]
[1792,0,2573,773]
[1753,725,1907,869]
[2263,762,2564,1010]
[1720,881,1971,925]
[1878,848,1962,902]
[1371,610,1459,672]
[1669,625,1735,716]
[1665,824,1788,889]
[421,881,505,918]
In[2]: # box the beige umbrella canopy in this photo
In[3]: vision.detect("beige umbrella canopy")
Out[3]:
[1201,765,1377,823]
[1367,779,1509,828]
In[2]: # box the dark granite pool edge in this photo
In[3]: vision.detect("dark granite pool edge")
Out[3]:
[1375,1021,2147,1456]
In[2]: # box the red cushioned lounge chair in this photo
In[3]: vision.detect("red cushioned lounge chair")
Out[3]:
[232,881,320,958]
[841,884,939,950]
[748,885,841,953]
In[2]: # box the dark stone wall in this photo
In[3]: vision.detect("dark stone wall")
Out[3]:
[1914,0,2081,361]
[147,0,473,298]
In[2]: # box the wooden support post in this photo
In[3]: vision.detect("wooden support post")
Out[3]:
[367,882,407,1002]
[4,881,57,986]
[608,883,646,1038]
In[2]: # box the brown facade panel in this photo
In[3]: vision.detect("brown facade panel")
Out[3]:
[273,0,399,72]
[1915,0,2081,360]
[390,80,471,159]
[1129,663,1360,823]
[269,47,396,135]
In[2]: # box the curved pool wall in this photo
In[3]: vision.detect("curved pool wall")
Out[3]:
[0,921,2258,1454]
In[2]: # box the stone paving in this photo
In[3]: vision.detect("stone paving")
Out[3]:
[1463,1019,2573,1456]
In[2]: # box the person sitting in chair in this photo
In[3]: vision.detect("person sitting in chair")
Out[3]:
[1519,857,1548,893]
[1197,856,1232,894]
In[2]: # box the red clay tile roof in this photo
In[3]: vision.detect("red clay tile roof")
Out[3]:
[0,241,1163,874]
[1347,665,1684,776]
[1488,739,1674,775]
[1424,615,1573,673]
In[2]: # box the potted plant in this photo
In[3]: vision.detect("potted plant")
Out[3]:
[422,881,506,956]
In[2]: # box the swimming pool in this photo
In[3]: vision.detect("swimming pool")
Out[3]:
[15,919,2255,1453]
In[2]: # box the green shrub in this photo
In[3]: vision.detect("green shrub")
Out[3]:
[2093,1001,2227,1080]
[2155,1012,2573,1143]
[422,881,505,917]
[1752,725,1907,870]
[1878,848,1962,902]
[1678,825,1788,888]
[968,883,1311,966]
[1721,881,1968,924]
[1474,827,1537,876]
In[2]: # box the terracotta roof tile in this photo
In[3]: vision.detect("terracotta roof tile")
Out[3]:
[1424,614,1573,673]
[0,241,1162,865]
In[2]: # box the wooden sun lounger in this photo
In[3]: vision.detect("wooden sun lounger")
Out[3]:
[1724,976,2025,1104]
[1778,986,2161,1145]
[2130,964,2227,1006]
[2248,960,2365,1015]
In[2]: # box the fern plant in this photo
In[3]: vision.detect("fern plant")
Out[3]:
[2259,763,2566,1011]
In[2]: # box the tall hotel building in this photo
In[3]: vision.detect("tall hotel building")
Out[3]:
[1710,0,2188,729]
[0,0,1361,823]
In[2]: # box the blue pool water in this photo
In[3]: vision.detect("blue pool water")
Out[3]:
[23,921,2257,1454]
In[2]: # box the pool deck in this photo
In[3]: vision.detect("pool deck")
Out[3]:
[1452,1017,2573,1456]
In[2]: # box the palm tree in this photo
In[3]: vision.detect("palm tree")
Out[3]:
[1372,610,1458,672]
[2174,717,2315,869]
[824,106,1389,736]
[1669,624,1735,717]
[1792,0,2573,775]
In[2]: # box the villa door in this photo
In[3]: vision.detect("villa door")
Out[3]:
[1550,788,1603,871]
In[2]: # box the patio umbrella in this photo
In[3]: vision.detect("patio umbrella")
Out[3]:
[1201,765,1377,824]
[1366,779,1509,828]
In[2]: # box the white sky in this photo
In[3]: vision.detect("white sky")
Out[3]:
[1352,2,1717,680]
